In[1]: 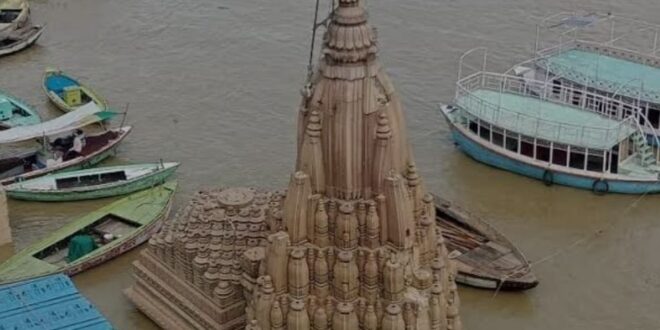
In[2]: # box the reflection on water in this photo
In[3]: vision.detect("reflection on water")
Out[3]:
[3,0,660,329]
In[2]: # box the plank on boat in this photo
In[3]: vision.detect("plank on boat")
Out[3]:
[0,181,177,285]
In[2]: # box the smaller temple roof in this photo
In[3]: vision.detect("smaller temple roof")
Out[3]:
[0,274,112,330]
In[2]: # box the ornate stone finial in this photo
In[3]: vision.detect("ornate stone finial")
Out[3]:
[245,319,261,330]
[376,113,392,140]
[306,110,322,138]
[288,299,310,330]
[288,249,310,299]
[314,201,330,247]
[270,300,285,330]
[313,305,328,330]
[382,304,405,330]
[364,305,378,330]
[332,302,358,330]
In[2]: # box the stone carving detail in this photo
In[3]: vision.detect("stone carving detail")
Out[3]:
[125,0,461,329]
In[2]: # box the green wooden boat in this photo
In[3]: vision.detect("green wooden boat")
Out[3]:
[5,162,179,202]
[0,181,177,285]
[0,90,40,129]
[43,68,108,113]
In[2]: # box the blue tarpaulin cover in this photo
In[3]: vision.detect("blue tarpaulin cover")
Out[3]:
[0,273,113,330]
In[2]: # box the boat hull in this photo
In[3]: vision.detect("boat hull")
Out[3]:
[7,164,179,202]
[0,25,43,57]
[455,271,538,291]
[450,126,660,194]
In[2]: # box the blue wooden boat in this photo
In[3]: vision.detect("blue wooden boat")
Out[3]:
[510,13,660,143]
[0,89,40,129]
[43,68,108,113]
[0,273,112,329]
[442,64,660,194]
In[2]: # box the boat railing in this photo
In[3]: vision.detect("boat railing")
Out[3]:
[533,51,660,104]
[535,12,660,58]
[455,71,641,148]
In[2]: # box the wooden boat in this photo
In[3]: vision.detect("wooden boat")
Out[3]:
[43,68,108,113]
[0,89,40,129]
[0,24,44,58]
[510,13,660,142]
[0,0,29,33]
[0,181,177,285]
[434,194,538,291]
[5,162,179,202]
[0,126,131,186]
[442,49,660,194]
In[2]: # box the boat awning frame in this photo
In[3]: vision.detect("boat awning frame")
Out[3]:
[0,102,116,144]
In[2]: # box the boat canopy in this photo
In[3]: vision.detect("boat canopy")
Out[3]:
[0,102,116,144]
[455,72,639,149]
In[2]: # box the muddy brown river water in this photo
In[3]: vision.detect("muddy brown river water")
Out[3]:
[2,0,660,329]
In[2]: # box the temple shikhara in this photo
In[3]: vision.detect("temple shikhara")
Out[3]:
[125,0,463,329]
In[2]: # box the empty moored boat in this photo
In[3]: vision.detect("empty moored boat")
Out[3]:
[434,194,538,291]
[0,181,177,285]
[0,24,44,57]
[5,162,180,202]
[0,89,40,129]
[511,13,660,142]
[442,49,660,194]
[43,68,108,113]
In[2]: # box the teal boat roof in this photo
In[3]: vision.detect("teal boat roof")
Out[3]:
[543,49,660,103]
[456,89,636,149]
[0,274,112,329]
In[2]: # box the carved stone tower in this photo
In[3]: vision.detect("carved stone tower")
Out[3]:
[126,1,462,329]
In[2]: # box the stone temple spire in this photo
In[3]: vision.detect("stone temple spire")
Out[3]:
[126,1,462,329]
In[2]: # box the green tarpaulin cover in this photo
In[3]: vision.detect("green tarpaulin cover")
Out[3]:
[67,235,97,262]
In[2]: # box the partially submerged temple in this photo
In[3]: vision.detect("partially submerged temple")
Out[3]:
[125,0,463,329]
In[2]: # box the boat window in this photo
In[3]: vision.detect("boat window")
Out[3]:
[569,147,586,170]
[479,121,491,141]
[469,120,478,134]
[505,132,519,153]
[623,104,634,118]
[648,107,660,128]
[520,135,534,158]
[552,143,568,166]
[535,139,551,162]
[586,149,605,172]
[552,79,562,95]
[491,126,504,147]
[572,90,583,106]
[610,146,619,174]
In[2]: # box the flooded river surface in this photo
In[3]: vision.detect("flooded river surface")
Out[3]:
[2,0,660,329]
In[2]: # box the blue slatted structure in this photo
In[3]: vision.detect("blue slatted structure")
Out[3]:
[0,274,113,330]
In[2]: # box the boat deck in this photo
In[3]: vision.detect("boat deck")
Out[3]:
[544,49,660,102]
[456,89,635,149]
